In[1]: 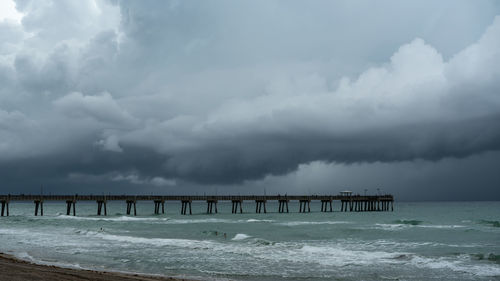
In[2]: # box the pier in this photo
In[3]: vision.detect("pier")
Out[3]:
[0,194,394,216]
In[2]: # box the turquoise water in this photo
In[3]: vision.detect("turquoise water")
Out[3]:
[0,201,499,280]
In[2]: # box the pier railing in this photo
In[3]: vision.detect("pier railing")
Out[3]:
[0,194,394,216]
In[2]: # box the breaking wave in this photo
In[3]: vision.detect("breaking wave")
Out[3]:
[278,221,350,226]
[393,220,423,226]
[232,234,251,240]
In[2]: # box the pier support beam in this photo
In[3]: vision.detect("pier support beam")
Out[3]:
[206,200,218,214]
[66,198,76,216]
[341,200,351,212]
[97,199,107,216]
[278,199,289,213]
[34,199,44,216]
[255,200,266,213]
[231,200,243,214]
[126,199,137,216]
[321,200,333,212]
[181,200,192,215]
[299,200,310,213]
[154,199,165,215]
[1,200,9,216]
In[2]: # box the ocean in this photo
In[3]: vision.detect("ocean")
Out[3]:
[0,201,499,280]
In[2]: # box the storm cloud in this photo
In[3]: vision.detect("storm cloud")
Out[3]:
[1,0,499,199]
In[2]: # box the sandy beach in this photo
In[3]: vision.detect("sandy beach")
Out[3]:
[0,253,189,281]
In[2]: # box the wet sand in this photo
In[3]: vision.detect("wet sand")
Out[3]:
[0,253,190,281]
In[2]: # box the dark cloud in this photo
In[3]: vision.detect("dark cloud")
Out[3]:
[0,0,500,199]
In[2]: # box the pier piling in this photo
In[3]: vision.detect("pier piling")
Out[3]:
[34,199,44,216]
[255,200,267,213]
[320,199,333,212]
[181,200,192,215]
[206,199,217,214]
[231,200,243,214]
[0,200,9,216]
[97,199,107,216]
[299,199,311,213]
[278,199,289,213]
[154,199,165,214]
[126,199,137,216]
[66,199,76,216]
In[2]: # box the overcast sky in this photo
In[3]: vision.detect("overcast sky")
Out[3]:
[1,0,499,200]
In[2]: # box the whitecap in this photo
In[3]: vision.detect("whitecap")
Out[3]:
[272,244,409,267]
[278,221,350,226]
[410,255,500,277]
[245,219,274,223]
[232,234,251,241]
[88,231,217,249]
[166,218,233,224]
[417,225,465,229]
[12,252,85,270]
[54,215,165,222]
[372,223,408,231]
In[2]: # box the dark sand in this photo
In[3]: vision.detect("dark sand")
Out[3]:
[0,253,191,281]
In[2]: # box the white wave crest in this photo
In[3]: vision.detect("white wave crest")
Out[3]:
[86,231,217,249]
[54,215,165,222]
[278,221,350,226]
[411,255,500,277]
[232,234,251,241]
[245,219,274,223]
[416,225,465,229]
[12,251,85,270]
[373,223,467,231]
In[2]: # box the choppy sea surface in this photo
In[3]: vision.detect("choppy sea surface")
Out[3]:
[0,201,499,280]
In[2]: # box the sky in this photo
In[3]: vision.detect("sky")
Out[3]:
[1,0,499,201]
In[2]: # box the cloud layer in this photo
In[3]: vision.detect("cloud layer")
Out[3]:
[1,0,499,197]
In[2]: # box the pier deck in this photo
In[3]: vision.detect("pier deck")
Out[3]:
[0,194,394,216]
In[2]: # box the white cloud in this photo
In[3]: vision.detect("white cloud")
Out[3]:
[96,135,123,152]
[68,171,176,187]
[110,173,176,187]
[0,0,23,23]
[150,177,176,187]
[53,92,137,126]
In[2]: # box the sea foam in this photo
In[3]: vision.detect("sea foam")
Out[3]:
[232,234,251,240]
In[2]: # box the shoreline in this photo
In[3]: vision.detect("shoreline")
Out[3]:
[0,252,193,281]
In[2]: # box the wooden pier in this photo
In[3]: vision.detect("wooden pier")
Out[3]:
[0,194,394,216]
